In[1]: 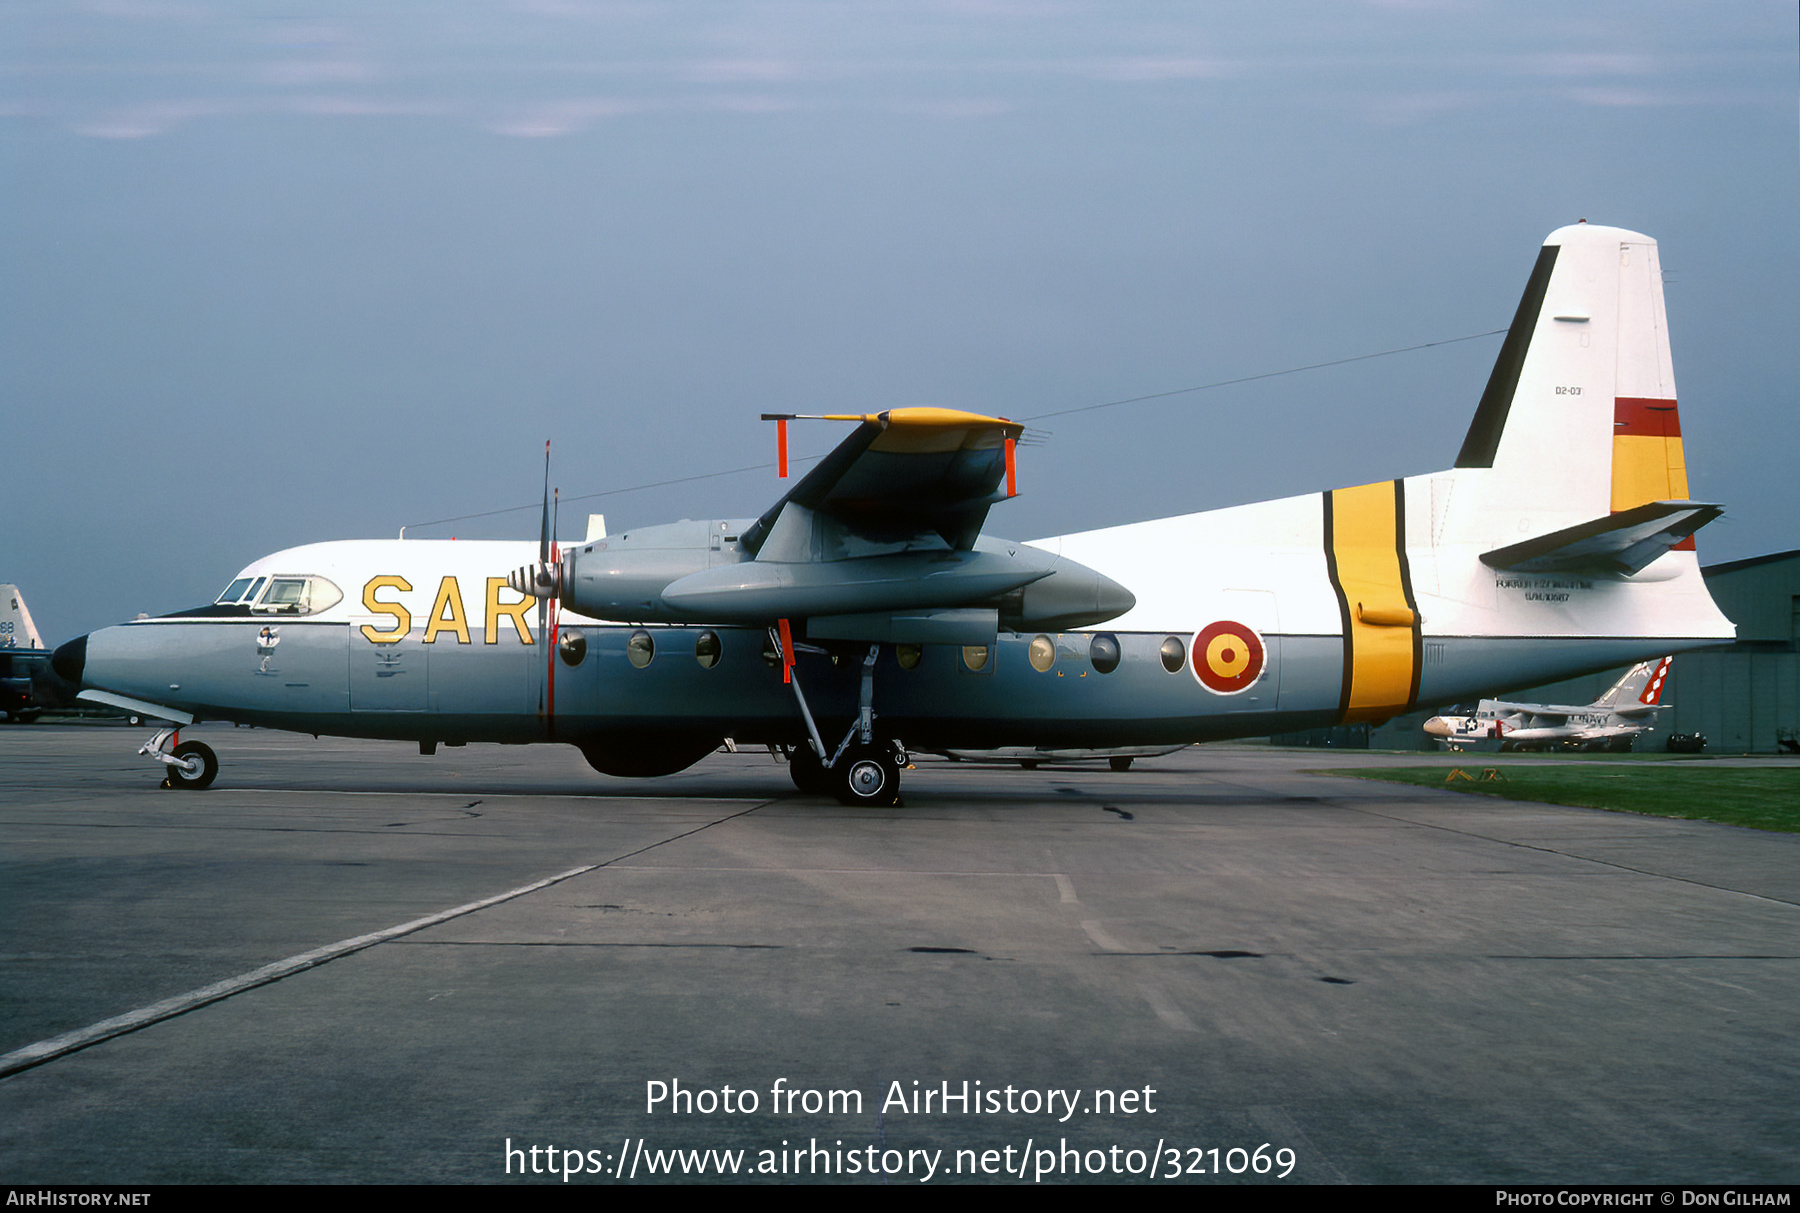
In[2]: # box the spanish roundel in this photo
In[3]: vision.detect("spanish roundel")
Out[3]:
[1192,620,1265,694]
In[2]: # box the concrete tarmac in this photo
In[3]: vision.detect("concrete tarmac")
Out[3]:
[2,725,1796,1184]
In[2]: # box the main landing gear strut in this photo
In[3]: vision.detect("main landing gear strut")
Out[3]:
[772,629,905,807]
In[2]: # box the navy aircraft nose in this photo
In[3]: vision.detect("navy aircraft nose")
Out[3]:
[52,634,87,685]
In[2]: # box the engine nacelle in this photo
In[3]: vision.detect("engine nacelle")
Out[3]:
[554,519,1134,634]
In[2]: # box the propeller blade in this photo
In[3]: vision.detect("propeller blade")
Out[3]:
[539,439,552,567]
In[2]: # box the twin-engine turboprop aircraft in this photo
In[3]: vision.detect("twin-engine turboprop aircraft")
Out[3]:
[1423,656,1673,752]
[53,222,1735,803]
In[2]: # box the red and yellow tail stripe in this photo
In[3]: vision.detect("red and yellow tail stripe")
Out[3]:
[1612,397,1693,549]
[1324,480,1423,724]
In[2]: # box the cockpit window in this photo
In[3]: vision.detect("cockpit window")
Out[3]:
[250,576,343,616]
[263,579,306,609]
[217,578,254,605]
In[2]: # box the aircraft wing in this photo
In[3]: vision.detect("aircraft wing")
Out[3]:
[562,407,1134,638]
[742,408,1024,558]
[655,409,1046,633]
[1573,724,1650,740]
[1484,701,1575,722]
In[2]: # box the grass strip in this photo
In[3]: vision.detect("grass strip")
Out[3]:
[1319,766,1800,833]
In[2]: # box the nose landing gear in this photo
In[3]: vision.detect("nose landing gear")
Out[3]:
[142,728,219,790]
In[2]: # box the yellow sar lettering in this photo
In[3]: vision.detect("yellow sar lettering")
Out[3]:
[359,575,538,645]
[359,576,412,644]
[486,577,535,645]
[423,576,470,645]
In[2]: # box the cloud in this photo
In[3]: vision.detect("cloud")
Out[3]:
[287,95,449,118]
[258,59,376,87]
[1079,56,1230,82]
[72,98,230,137]
[1562,86,1666,108]
[674,58,800,84]
[485,96,645,136]
[1526,52,1659,78]
[1361,89,1486,125]
[889,97,1015,118]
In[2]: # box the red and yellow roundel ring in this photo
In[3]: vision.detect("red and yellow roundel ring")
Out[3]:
[1192,620,1265,694]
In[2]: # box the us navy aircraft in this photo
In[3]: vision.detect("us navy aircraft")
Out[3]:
[1423,656,1672,752]
[1,585,55,723]
[52,223,1734,804]
[0,583,68,723]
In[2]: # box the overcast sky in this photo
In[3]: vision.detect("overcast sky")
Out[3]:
[4,1,1797,642]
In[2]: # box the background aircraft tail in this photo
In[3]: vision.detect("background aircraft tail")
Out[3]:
[1442,222,1708,557]
[1,585,46,651]
[1593,656,1672,709]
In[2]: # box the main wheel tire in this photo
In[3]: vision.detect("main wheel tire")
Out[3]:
[788,745,830,794]
[835,744,899,807]
[165,740,218,790]
[1109,756,1133,772]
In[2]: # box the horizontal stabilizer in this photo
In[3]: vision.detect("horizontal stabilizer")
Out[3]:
[1479,500,1722,576]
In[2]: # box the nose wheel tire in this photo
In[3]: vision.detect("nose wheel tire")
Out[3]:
[835,744,900,807]
[163,740,218,790]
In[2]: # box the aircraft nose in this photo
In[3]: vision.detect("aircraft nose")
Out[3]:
[52,634,87,685]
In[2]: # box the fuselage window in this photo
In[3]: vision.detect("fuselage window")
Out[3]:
[961,645,990,672]
[627,630,655,668]
[1028,634,1056,672]
[1089,633,1121,674]
[1159,636,1186,674]
[896,644,923,671]
[559,628,587,666]
[695,630,721,669]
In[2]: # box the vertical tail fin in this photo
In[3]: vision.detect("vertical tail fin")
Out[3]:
[1593,655,1672,708]
[1446,223,1699,549]
[1,585,46,650]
